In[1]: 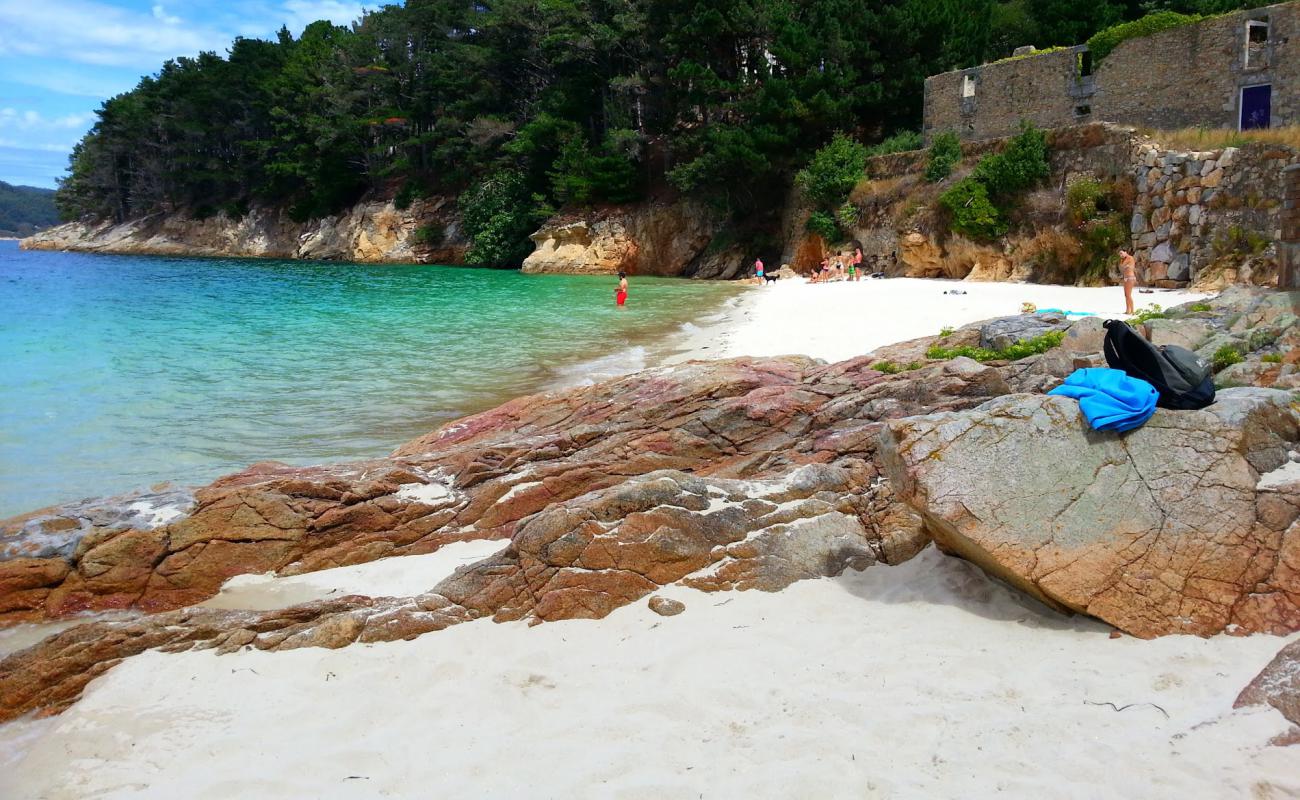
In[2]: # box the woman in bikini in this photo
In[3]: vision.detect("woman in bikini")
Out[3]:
[1119,250,1137,315]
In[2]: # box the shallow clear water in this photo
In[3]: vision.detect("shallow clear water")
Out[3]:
[0,241,739,517]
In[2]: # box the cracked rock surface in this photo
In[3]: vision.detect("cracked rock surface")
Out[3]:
[880,388,1300,638]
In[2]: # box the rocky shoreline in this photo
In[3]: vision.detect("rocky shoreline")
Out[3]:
[1,286,1298,735]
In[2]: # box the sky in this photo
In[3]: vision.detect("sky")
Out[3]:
[0,0,372,189]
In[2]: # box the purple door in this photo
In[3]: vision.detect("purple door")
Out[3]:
[1241,84,1272,130]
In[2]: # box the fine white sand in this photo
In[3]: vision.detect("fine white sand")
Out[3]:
[672,278,1210,364]
[1,547,1296,799]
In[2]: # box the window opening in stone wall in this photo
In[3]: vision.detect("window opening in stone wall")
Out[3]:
[1241,83,1272,130]
[1075,105,1091,117]
[1077,50,1093,77]
[961,74,975,99]
[1246,19,1269,69]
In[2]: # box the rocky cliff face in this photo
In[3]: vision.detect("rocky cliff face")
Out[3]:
[21,196,467,264]
[3,287,1299,723]
[521,200,747,278]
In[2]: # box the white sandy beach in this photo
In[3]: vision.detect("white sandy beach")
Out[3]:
[1,545,1296,799]
[2,276,1295,800]
[675,277,1210,364]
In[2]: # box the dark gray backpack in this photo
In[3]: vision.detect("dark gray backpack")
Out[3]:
[1102,320,1215,410]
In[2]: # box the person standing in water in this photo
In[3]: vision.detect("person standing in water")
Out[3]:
[1119,250,1137,314]
[615,270,628,307]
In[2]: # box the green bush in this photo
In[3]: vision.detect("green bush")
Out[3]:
[1211,344,1244,371]
[1188,302,1213,312]
[924,132,962,183]
[939,326,955,338]
[1066,180,1107,225]
[973,122,1049,199]
[796,133,870,210]
[1262,353,1284,364]
[836,201,858,230]
[926,330,1065,362]
[1086,12,1203,63]
[460,171,547,267]
[806,210,840,242]
[940,178,1007,240]
[868,131,923,157]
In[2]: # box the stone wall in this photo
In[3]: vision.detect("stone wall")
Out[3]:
[925,2,1300,141]
[1127,139,1299,286]
[1095,4,1300,131]
[923,47,1090,142]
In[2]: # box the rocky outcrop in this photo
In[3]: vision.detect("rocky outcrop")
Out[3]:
[521,201,743,277]
[881,388,1300,638]
[21,197,467,264]
[2,349,1031,629]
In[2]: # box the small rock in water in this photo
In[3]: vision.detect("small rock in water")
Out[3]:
[648,596,685,617]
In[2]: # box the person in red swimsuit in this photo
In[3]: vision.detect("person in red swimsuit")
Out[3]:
[615,271,628,307]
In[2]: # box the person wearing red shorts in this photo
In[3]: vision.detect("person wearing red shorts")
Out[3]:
[615,271,628,307]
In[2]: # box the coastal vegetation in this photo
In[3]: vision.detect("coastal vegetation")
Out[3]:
[53,0,1274,264]
[939,122,1049,240]
[0,181,58,237]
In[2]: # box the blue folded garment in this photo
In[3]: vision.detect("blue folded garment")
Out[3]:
[1048,368,1158,432]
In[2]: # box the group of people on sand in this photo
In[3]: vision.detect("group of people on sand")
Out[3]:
[625,245,1143,313]
[810,247,865,283]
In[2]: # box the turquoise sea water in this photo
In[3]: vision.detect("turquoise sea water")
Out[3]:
[0,241,738,517]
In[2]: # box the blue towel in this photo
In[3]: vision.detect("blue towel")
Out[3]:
[1048,368,1158,432]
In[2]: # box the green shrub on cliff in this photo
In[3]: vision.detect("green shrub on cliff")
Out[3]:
[940,178,1006,240]
[940,122,1049,242]
[797,133,870,210]
[805,210,840,242]
[924,132,961,183]
[974,122,1049,198]
[868,131,923,157]
[1086,12,1203,62]
[460,171,548,268]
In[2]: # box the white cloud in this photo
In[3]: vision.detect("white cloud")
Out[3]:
[0,109,93,130]
[151,4,182,25]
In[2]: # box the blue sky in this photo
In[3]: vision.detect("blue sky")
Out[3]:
[0,0,372,188]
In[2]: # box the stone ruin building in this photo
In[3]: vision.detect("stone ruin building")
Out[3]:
[921,2,1300,288]
[924,3,1298,140]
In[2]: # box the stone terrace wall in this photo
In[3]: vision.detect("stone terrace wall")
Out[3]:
[1095,4,1300,131]
[1128,139,1299,285]
[923,47,1090,142]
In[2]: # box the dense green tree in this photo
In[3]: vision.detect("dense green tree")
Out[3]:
[56,0,1272,258]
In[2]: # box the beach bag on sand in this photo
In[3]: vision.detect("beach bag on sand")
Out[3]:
[1102,319,1215,411]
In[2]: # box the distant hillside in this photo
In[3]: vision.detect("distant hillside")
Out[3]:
[0,181,59,237]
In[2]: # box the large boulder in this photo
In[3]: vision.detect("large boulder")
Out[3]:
[880,389,1300,638]
[1236,639,1300,744]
